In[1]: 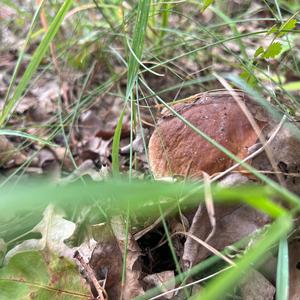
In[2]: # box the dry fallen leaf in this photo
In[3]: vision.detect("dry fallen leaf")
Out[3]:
[239,269,275,300]
[143,271,175,299]
[0,135,27,167]
[253,122,300,195]
[288,238,300,300]
[89,223,123,299]
[111,215,144,300]
[182,203,270,268]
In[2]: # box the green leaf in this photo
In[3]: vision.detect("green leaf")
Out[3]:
[240,69,257,86]
[0,251,90,299]
[282,81,300,91]
[201,0,214,12]
[111,109,125,176]
[254,46,264,58]
[4,206,76,264]
[262,42,282,59]
[278,18,297,37]
[267,24,279,35]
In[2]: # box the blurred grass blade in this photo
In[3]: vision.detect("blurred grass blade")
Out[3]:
[191,215,293,300]
[0,129,56,146]
[276,236,289,300]
[0,0,73,127]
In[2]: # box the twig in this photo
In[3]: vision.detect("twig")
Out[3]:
[74,251,108,300]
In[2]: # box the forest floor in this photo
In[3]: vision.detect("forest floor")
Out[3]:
[1,1,300,299]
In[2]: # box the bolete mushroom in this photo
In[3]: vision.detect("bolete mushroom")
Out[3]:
[148,90,267,178]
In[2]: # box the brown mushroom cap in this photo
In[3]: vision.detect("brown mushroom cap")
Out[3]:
[148,91,267,178]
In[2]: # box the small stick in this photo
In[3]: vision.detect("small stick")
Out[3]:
[74,251,108,300]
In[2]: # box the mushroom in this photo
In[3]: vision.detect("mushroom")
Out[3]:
[148,90,267,178]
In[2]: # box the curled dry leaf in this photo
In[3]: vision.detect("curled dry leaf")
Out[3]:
[182,203,270,268]
[239,269,275,300]
[288,239,300,300]
[89,217,144,300]
[142,271,175,300]
[253,122,300,195]
[149,91,267,178]
[89,223,123,299]
[0,135,27,167]
[111,216,144,300]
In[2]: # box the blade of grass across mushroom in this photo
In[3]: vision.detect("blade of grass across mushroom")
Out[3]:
[140,78,300,208]
[0,0,74,127]
[190,214,293,300]
[214,73,286,187]
[228,74,300,137]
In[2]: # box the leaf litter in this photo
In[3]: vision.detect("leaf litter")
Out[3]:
[1,2,300,300]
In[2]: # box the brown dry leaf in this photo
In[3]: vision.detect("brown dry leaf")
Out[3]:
[28,79,60,122]
[0,135,27,167]
[149,91,266,178]
[60,159,108,184]
[239,269,275,300]
[84,137,111,165]
[89,223,123,299]
[289,239,300,300]
[111,215,144,300]
[120,128,149,154]
[253,122,300,195]
[36,148,60,178]
[182,173,269,267]
[15,96,37,114]
[182,203,269,267]
[142,271,175,300]
[0,4,16,19]
[81,110,104,138]
[89,218,143,300]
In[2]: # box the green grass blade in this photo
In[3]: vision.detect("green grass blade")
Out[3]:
[112,109,125,176]
[0,129,56,146]
[125,0,151,100]
[276,236,289,300]
[0,0,73,127]
[112,0,150,175]
[191,215,293,300]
